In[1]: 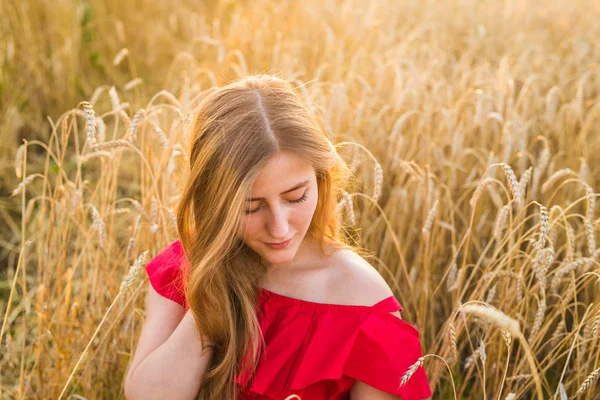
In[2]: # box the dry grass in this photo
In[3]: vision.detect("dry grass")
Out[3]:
[2,0,600,399]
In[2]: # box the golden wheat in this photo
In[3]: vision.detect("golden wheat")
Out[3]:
[3,0,600,398]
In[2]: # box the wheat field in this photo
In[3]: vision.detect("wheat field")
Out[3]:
[1,0,600,399]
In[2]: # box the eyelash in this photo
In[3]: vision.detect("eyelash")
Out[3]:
[244,191,308,215]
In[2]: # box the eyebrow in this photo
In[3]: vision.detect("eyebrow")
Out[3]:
[246,179,310,202]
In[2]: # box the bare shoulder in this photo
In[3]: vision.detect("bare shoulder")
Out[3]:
[325,248,397,308]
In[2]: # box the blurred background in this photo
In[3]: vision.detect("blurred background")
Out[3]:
[1,0,600,398]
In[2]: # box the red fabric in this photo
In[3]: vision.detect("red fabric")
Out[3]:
[145,239,189,310]
[145,240,432,400]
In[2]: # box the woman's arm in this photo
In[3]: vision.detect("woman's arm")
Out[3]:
[124,286,213,400]
[350,380,402,399]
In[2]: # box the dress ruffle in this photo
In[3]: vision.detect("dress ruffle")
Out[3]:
[236,289,431,399]
[342,308,430,399]
[145,240,188,310]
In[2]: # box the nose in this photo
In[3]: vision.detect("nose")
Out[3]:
[266,203,289,241]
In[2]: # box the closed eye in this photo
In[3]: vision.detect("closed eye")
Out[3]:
[244,191,308,215]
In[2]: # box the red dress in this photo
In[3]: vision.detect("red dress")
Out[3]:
[145,240,432,400]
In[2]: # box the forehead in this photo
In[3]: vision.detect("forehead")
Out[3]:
[251,152,314,190]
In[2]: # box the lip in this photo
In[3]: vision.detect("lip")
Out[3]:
[265,237,292,249]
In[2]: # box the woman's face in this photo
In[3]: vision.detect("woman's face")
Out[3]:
[240,151,319,269]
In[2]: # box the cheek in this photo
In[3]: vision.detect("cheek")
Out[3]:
[240,218,260,241]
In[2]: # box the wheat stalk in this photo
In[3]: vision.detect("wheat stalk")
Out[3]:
[533,247,554,294]
[14,144,25,179]
[531,144,551,196]
[150,196,159,233]
[83,102,97,147]
[400,356,424,386]
[585,220,596,256]
[573,367,600,398]
[58,251,149,400]
[506,374,533,382]
[129,109,146,143]
[591,307,600,339]
[11,174,40,197]
[113,48,129,66]
[462,335,487,372]
[109,86,121,110]
[448,265,464,292]
[78,151,113,163]
[541,168,576,194]
[151,113,169,148]
[126,215,142,260]
[461,304,520,336]
[518,166,532,200]
[547,205,562,247]
[485,283,497,303]
[502,330,512,347]
[422,199,439,239]
[396,159,423,183]
[551,258,592,291]
[340,191,356,225]
[529,296,547,340]
[96,116,106,142]
[120,251,150,292]
[470,178,496,209]
[493,204,510,241]
[91,140,131,151]
[579,157,588,184]
[90,205,106,249]
[584,183,596,220]
[478,339,486,366]
[566,223,576,261]
[373,162,383,202]
[502,164,523,208]
[551,319,566,347]
[447,321,459,365]
[544,85,561,123]
[536,205,550,250]
[460,304,543,398]
[125,78,144,91]
[516,273,524,302]
[110,207,131,216]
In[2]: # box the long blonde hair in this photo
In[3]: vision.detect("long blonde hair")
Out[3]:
[176,74,358,399]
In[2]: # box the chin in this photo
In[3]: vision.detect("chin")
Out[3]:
[260,248,297,266]
[263,251,293,262]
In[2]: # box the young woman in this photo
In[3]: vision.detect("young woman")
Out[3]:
[124,74,432,400]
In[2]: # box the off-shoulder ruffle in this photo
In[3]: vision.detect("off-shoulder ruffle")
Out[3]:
[236,289,431,399]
